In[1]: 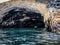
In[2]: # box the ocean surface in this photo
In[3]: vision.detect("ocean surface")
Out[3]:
[0,28,60,45]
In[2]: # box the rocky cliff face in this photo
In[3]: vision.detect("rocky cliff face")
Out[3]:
[0,0,50,28]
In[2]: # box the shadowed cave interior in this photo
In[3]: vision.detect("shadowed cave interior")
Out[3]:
[0,7,45,28]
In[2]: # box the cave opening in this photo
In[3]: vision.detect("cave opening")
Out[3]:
[1,8,45,28]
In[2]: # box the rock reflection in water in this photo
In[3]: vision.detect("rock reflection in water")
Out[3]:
[0,28,60,45]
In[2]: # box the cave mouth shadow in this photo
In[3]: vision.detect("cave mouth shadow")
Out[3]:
[1,7,45,28]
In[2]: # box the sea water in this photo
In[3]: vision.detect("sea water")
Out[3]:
[0,28,60,45]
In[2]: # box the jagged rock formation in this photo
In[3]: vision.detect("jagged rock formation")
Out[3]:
[47,0,60,34]
[0,0,51,28]
[0,0,50,22]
